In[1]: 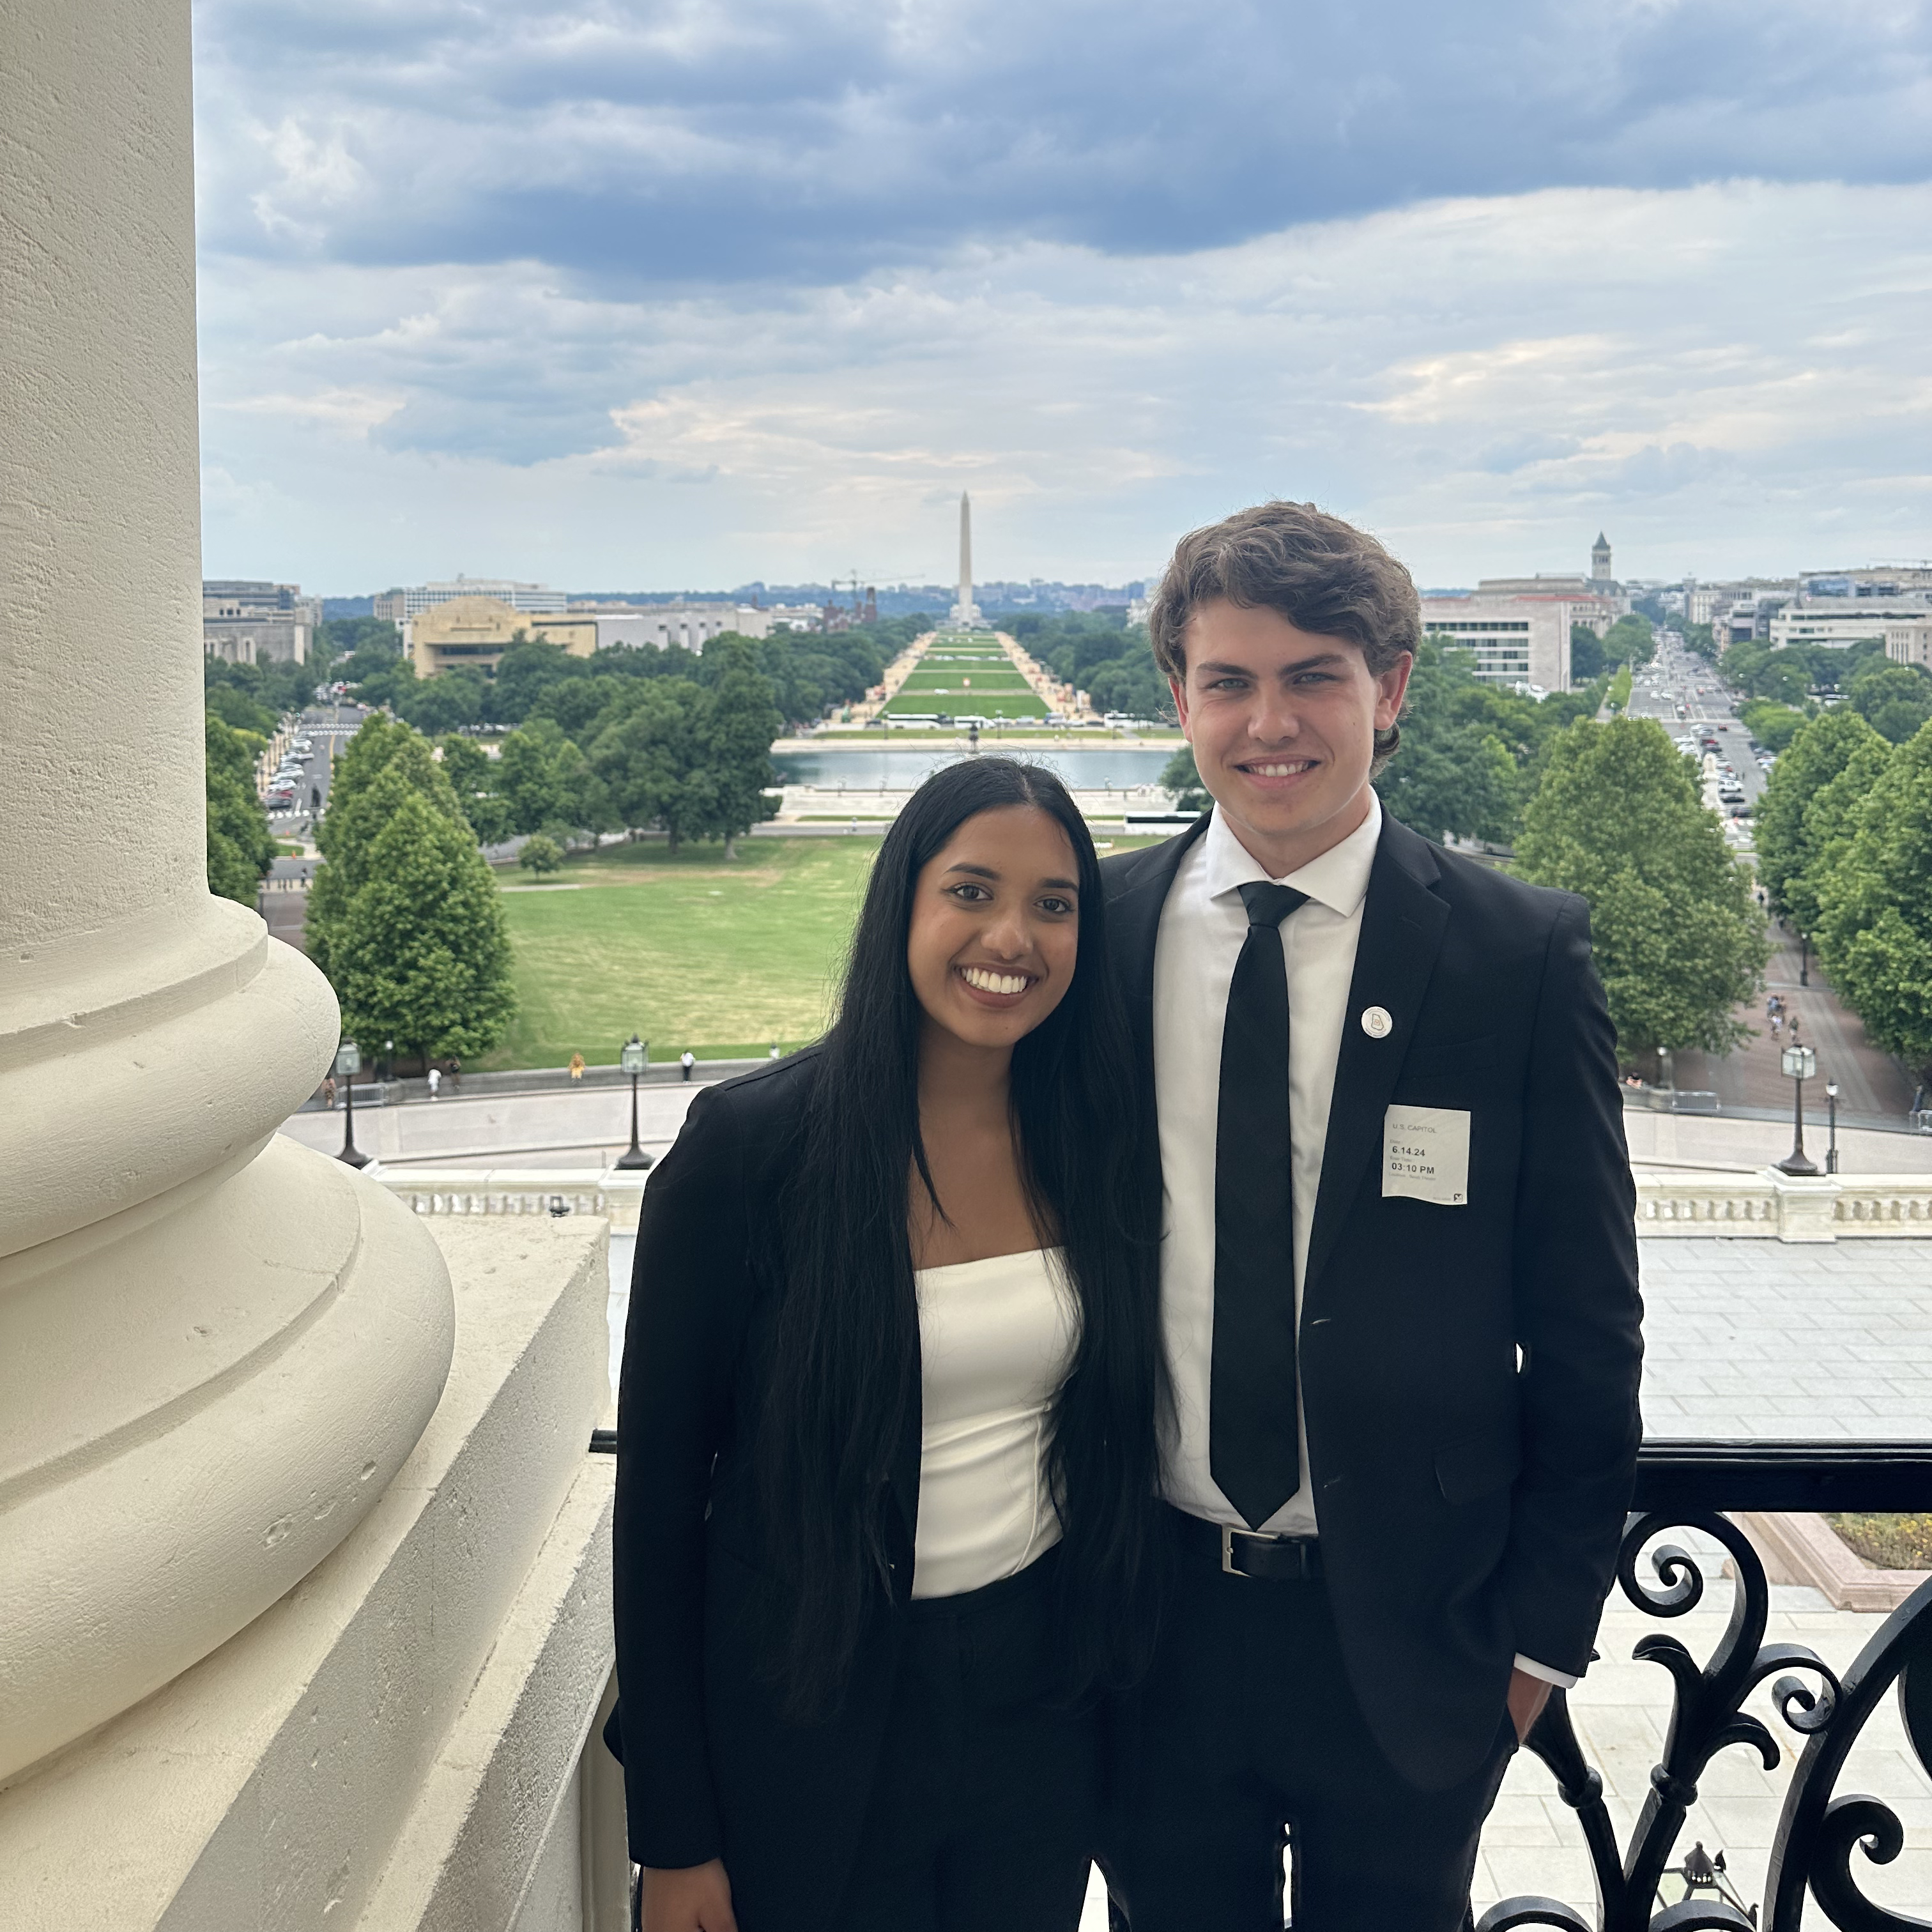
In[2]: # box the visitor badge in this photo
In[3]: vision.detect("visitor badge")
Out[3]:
[1382,1106,1470,1206]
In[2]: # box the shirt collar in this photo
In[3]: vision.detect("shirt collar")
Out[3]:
[1201,789,1383,919]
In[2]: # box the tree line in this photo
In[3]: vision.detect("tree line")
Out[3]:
[1005,610,1170,718]
[344,618,919,738]
[1719,636,1932,756]
[1754,707,1932,1085]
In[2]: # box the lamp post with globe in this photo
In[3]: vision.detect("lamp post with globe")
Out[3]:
[1777,1042,1819,1177]
[615,1035,654,1171]
[335,1039,370,1169]
[1825,1079,1840,1175]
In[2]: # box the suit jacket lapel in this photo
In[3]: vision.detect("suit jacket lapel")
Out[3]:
[1303,816,1450,1303]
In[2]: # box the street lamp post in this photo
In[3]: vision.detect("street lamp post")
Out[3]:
[1777,1042,1819,1176]
[615,1034,654,1171]
[1825,1080,1840,1176]
[1799,933,1810,988]
[335,1039,370,1169]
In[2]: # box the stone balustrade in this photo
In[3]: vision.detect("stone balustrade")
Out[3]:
[374,1165,1932,1243]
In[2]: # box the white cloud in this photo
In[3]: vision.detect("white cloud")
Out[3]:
[197,180,1932,588]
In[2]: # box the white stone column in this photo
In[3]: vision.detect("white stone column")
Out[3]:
[0,0,454,1786]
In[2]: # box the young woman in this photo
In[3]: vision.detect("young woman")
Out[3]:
[611,758,1166,1932]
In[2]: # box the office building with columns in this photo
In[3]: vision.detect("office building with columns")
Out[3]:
[1,6,622,1926]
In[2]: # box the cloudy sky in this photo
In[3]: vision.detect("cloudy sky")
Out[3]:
[193,0,1932,594]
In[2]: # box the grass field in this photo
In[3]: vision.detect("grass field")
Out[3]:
[474,832,1170,1068]
[475,838,875,1068]
[898,670,1033,692]
[882,689,1048,718]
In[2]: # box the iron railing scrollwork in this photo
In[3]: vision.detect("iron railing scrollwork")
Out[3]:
[1480,1441,1932,1931]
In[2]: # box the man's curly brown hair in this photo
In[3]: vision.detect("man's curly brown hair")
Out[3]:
[1148,501,1421,772]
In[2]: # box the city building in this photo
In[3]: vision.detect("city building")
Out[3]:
[408,597,774,675]
[202,579,320,665]
[765,603,823,632]
[1767,596,1932,650]
[372,577,567,623]
[1884,618,1932,670]
[1418,595,1576,691]
[406,597,597,678]
[580,602,771,652]
[1591,532,1613,582]
[1802,565,1932,597]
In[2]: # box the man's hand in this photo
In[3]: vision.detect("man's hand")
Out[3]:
[1507,1666,1553,1744]
[640,1859,737,1932]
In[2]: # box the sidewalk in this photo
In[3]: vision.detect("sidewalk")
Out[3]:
[1671,923,1919,1123]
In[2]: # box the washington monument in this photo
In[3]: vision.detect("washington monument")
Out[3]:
[950,491,981,628]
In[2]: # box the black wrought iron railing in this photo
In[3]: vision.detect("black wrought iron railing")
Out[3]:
[586,1434,1932,1928]
[1491,1440,1932,1931]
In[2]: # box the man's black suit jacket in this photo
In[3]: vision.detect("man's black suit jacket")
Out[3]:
[1103,808,1644,1791]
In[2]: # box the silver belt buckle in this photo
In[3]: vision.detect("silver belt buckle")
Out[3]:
[1221,1524,1248,1577]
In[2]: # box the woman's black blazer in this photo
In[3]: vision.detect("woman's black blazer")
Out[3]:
[611,1048,924,1931]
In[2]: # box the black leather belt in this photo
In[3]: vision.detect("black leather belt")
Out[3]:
[1168,1505,1322,1583]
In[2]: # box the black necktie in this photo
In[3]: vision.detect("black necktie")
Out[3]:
[1211,881,1309,1530]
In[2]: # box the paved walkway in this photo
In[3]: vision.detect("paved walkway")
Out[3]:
[284,1079,1932,1176]
[1672,923,1920,1125]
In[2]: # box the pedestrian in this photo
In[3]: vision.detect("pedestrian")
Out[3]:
[1099,500,1641,1931]
[679,1049,695,1082]
[427,1066,441,1100]
[1771,1013,1782,1038]
[610,758,1160,1932]
[322,1074,336,1110]
[569,1052,586,1084]
[768,1043,781,1060]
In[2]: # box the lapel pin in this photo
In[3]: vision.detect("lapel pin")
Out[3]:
[1360,1006,1393,1039]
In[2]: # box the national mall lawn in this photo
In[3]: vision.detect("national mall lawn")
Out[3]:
[473,829,1166,1070]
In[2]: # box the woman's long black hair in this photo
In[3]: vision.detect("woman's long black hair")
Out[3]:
[757,756,1167,1718]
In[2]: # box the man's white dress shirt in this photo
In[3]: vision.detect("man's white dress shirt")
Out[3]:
[1150,793,1574,1687]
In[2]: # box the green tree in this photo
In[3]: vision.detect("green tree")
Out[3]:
[206,681,277,737]
[329,787,516,1064]
[489,638,588,724]
[204,713,277,903]
[307,716,470,983]
[1751,708,1890,930]
[518,833,565,875]
[1570,624,1607,682]
[1600,614,1656,668]
[588,679,709,850]
[438,734,514,845]
[1513,716,1767,1062]
[396,666,487,735]
[1738,700,1807,754]
[495,716,604,838]
[1373,637,1597,846]
[1814,721,1932,1081]
[695,640,784,857]
[1845,660,1932,746]
[1160,744,1211,813]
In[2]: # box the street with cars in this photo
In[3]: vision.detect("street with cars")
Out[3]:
[1621,629,1769,839]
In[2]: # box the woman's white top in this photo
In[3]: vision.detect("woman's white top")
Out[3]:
[910,1246,1078,1600]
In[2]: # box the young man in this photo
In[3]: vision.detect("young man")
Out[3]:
[1100,502,1643,1929]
